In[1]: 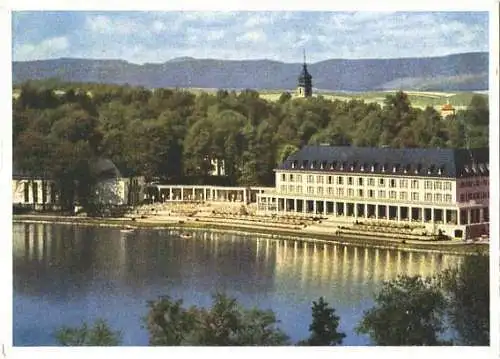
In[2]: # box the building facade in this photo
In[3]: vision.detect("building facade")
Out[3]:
[257,145,489,240]
[12,158,146,211]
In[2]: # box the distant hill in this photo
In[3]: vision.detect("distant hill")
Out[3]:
[12,52,488,92]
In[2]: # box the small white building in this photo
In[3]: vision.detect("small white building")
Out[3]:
[12,158,145,211]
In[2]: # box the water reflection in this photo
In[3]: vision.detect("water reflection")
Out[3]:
[13,223,463,346]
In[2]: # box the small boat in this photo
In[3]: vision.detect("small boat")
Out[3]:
[180,232,193,239]
[121,225,135,234]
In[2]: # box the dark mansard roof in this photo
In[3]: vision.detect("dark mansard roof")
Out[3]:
[277,145,489,179]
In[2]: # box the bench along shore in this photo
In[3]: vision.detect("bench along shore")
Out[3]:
[13,202,488,256]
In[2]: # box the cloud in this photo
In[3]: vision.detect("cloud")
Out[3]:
[152,20,166,33]
[11,11,489,64]
[14,36,70,61]
[85,15,137,35]
[237,30,267,43]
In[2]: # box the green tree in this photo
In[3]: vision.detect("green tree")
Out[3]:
[183,117,214,178]
[299,297,345,346]
[439,254,489,345]
[356,275,448,346]
[277,144,299,164]
[145,292,289,346]
[55,319,122,346]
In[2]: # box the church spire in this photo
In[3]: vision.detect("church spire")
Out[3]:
[296,49,313,98]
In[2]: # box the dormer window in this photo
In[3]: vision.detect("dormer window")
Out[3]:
[438,167,442,175]
[340,162,344,170]
[360,163,366,172]
[311,161,317,169]
[464,165,470,173]
[471,164,477,173]
[486,163,490,171]
[381,164,386,172]
[415,164,422,174]
[302,160,308,169]
[291,161,296,169]
[371,164,376,172]
[321,161,327,169]
[393,164,399,173]
[428,165,435,175]
[404,164,410,174]
[331,161,337,170]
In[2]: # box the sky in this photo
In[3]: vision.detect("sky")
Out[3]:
[11,11,489,64]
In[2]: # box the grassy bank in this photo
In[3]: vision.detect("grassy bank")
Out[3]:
[13,214,487,256]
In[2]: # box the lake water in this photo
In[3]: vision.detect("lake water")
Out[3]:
[13,222,463,346]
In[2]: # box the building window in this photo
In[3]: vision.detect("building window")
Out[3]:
[389,191,396,199]
[467,193,473,200]
[444,182,452,191]
[337,176,343,185]
[348,177,353,185]
[378,178,385,187]
[280,185,286,193]
[460,194,465,202]
[434,193,443,202]
[282,174,286,181]
[411,192,419,201]
[378,190,386,198]
[317,187,323,195]
[358,178,364,186]
[297,175,302,182]
[389,179,396,188]
[358,189,364,197]
[434,181,442,190]
[424,181,432,190]
[348,188,354,197]
[337,188,344,197]
[445,194,452,202]
[411,180,419,189]
[328,176,333,184]
[296,186,303,194]
[50,183,56,203]
[307,186,314,194]
[32,182,38,203]
[399,179,408,188]
[42,182,47,204]
[368,178,375,186]
[24,182,29,203]
[327,187,334,195]
[368,190,375,198]
[307,175,313,183]
[316,176,323,184]
[399,192,408,200]
[425,193,432,202]
[289,174,294,182]
[288,185,294,193]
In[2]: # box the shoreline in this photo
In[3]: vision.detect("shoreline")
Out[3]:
[13,214,488,256]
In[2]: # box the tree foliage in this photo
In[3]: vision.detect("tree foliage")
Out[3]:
[144,292,290,346]
[299,296,345,346]
[356,275,448,346]
[54,319,122,346]
[439,253,489,345]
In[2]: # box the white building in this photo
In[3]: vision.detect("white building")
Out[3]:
[257,145,489,241]
[12,158,145,211]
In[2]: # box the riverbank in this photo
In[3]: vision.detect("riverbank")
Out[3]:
[13,213,488,256]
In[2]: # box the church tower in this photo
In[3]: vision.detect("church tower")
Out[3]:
[296,49,313,98]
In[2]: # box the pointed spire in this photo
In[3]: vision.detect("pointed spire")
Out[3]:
[303,48,306,65]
